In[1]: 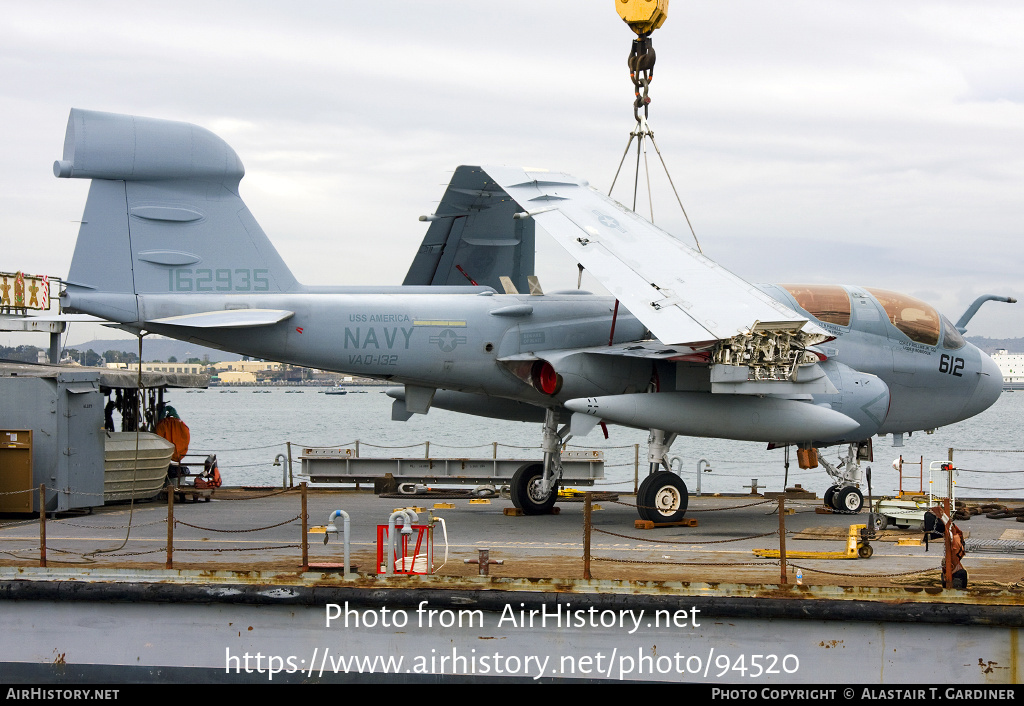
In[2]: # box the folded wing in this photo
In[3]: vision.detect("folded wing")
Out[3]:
[480,165,826,346]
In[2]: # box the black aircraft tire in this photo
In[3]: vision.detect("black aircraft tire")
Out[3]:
[510,463,556,515]
[637,472,689,523]
[837,486,864,514]
[823,487,838,509]
[636,471,658,503]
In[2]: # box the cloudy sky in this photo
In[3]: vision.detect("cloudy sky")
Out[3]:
[2,0,1022,345]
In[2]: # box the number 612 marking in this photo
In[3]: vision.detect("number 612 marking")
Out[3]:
[939,354,964,377]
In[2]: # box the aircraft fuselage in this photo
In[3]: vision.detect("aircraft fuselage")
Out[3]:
[116,281,1002,445]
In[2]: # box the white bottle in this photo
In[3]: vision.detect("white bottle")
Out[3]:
[796,568,803,585]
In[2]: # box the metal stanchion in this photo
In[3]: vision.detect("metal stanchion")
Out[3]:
[286,441,294,486]
[943,498,953,589]
[301,482,309,571]
[778,497,787,585]
[633,444,640,494]
[39,485,46,568]
[166,484,174,569]
[583,492,593,579]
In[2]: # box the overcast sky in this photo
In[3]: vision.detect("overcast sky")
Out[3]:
[2,0,1022,346]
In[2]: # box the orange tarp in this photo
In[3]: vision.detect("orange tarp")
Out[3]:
[155,417,190,462]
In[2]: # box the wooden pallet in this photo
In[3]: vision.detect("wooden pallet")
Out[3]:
[503,507,561,517]
[633,518,698,530]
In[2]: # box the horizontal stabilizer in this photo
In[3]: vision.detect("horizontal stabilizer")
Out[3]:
[146,309,294,329]
[0,314,105,324]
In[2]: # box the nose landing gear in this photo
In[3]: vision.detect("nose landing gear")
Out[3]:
[820,443,869,514]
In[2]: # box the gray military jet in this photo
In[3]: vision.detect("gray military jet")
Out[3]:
[53,109,1009,521]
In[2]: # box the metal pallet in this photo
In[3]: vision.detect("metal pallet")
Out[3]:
[966,539,1024,554]
[300,448,604,486]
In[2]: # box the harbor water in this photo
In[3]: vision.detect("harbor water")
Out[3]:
[165,386,1024,499]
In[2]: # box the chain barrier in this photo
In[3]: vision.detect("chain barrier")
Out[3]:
[787,563,942,579]
[359,442,427,449]
[212,487,298,501]
[959,485,1024,491]
[58,519,166,530]
[189,442,287,452]
[594,557,778,568]
[611,497,776,513]
[568,443,638,450]
[96,548,167,558]
[174,515,300,533]
[956,468,1024,474]
[0,548,40,558]
[290,441,357,450]
[0,519,40,531]
[594,527,779,545]
[172,544,301,553]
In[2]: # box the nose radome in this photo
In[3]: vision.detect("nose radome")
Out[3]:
[961,352,1003,419]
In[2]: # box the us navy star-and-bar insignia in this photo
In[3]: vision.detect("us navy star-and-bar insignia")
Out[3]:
[591,210,627,233]
[429,328,467,352]
[413,319,468,352]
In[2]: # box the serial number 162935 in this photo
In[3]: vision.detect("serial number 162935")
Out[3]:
[167,268,270,292]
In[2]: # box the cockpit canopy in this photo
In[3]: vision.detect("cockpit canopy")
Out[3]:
[864,288,940,346]
[780,284,851,326]
[781,284,964,350]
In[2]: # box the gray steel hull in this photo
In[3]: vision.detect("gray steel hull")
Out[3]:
[1,569,1019,684]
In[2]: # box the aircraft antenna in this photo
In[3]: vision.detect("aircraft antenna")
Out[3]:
[609,0,704,254]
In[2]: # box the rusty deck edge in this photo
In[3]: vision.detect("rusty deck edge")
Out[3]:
[1,569,1022,628]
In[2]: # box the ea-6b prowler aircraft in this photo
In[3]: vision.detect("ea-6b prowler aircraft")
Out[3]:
[53,109,1010,521]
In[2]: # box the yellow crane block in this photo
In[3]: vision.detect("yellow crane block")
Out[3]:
[616,0,669,35]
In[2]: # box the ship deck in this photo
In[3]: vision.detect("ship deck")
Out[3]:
[2,487,1022,589]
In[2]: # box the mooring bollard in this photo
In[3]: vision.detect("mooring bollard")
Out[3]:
[464,548,503,576]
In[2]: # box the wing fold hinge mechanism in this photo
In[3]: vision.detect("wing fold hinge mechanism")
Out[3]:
[709,321,834,394]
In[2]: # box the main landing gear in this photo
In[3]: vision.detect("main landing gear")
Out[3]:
[636,429,688,523]
[510,408,569,515]
[508,417,690,523]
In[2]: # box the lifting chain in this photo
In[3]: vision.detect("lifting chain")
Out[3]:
[628,34,656,123]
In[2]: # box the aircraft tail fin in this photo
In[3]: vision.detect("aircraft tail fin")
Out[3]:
[402,165,535,294]
[57,109,298,322]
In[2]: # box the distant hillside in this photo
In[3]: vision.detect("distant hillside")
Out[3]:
[67,337,244,363]
[965,337,1024,354]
